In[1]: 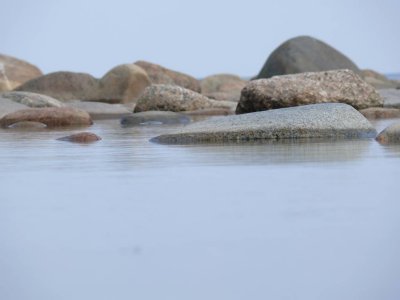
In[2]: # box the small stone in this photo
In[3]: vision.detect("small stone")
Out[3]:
[57,132,101,143]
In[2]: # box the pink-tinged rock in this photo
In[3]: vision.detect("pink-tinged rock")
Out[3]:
[57,132,101,143]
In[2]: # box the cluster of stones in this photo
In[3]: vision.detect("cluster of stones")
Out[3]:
[1,35,400,144]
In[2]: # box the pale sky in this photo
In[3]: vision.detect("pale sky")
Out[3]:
[1,0,399,78]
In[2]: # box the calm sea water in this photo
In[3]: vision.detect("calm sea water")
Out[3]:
[1,118,400,300]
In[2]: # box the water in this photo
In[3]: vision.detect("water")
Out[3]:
[1,118,400,300]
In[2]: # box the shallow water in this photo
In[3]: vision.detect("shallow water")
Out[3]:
[1,118,400,300]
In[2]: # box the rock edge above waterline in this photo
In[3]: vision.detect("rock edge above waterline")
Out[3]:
[151,103,376,144]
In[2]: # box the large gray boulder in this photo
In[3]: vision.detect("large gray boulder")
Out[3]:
[237,69,382,114]
[0,91,64,108]
[151,103,376,144]
[134,84,236,113]
[255,36,360,79]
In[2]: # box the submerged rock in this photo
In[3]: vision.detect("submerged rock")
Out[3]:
[0,91,64,108]
[134,84,236,113]
[255,35,360,79]
[237,69,382,114]
[0,107,93,128]
[134,60,201,92]
[57,132,101,143]
[151,103,376,144]
[376,123,400,144]
[121,111,191,127]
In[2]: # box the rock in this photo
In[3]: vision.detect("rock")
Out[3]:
[7,121,47,129]
[361,69,400,89]
[255,36,360,79]
[0,91,64,108]
[134,84,236,113]
[134,60,201,92]
[66,100,131,119]
[380,89,400,108]
[201,74,246,101]
[236,69,382,114]
[15,71,99,101]
[183,108,234,116]
[0,107,93,128]
[0,98,29,118]
[360,107,400,119]
[121,111,191,127]
[151,103,376,144]
[0,53,42,91]
[57,132,101,143]
[376,123,400,144]
[97,64,151,105]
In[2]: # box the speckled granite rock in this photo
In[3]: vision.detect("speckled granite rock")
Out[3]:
[134,84,236,113]
[376,123,400,144]
[237,69,382,114]
[201,74,246,101]
[360,107,400,119]
[0,107,92,128]
[255,35,360,79]
[0,91,64,108]
[151,103,376,144]
[134,60,200,92]
[121,111,191,127]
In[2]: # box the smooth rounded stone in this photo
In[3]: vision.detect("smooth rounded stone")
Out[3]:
[15,71,99,101]
[151,103,376,144]
[237,69,382,114]
[134,84,236,113]
[97,64,151,104]
[121,111,191,127]
[0,107,93,128]
[57,132,101,143]
[7,121,47,129]
[380,89,400,108]
[66,100,131,120]
[255,36,360,79]
[134,60,201,93]
[376,123,400,144]
[360,107,400,119]
[0,53,42,91]
[361,69,400,89]
[201,74,247,102]
[0,91,64,108]
[0,98,29,118]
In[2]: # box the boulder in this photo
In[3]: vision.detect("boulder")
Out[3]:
[134,84,236,113]
[151,103,376,144]
[15,71,99,101]
[201,74,246,101]
[360,107,400,119]
[97,64,151,104]
[361,69,400,89]
[0,54,42,91]
[66,100,131,120]
[57,132,101,143]
[0,91,64,108]
[134,60,201,92]
[380,89,400,108]
[376,123,400,144]
[0,107,92,128]
[0,98,29,118]
[236,69,382,114]
[121,111,191,127]
[255,36,360,79]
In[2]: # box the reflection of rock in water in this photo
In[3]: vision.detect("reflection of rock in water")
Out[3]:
[178,139,372,165]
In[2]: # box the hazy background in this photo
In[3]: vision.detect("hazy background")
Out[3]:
[0,0,399,78]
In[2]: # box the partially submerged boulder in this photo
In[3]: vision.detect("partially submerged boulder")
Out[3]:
[237,69,382,114]
[57,132,101,143]
[134,60,201,92]
[121,111,191,127]
[0,107,93,128]
[376,123,400,144]
[134,84,236,113]
[255,36,360,79]
[151,103,376,144]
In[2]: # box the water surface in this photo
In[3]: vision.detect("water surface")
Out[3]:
[1,118,399,300]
